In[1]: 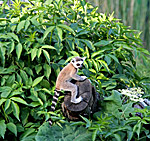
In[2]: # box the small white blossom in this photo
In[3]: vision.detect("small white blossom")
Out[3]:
[119,87,144,102]
[130,98,139,102]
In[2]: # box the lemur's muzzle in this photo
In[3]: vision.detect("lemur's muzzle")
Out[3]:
[77,63,80,67]
[77,63,83,69]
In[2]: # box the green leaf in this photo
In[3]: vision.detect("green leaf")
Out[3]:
[91,50,105,58]
[37,48,42,58]
[45,0,53,5]
[66,39,75,50]
[16,43,22,60]
[35,122,92,141]
[35,64,42,75]
[11,101,20,121]
[16,73,22,83]
[92,129,98,141]
[32,76,44,87]
[0,120,6,139]
[43,63,51,79]
[9,41,15,54]
[80,115,91,128]
[94,40,113,46]
[41,45,56,50]
[114,134,122,141]
[108,54,119,64]
[42,88,51,94]
[10,97,28,105]
[7,122,17,136]
[80,39,95,51]
[20,128,35,140]
[7,33,19,42]
[144,117,150,122]
[0,87,12,98]
[69,51,79,56]
[20,70,28,85]
[98,60,110,72]
[24,67,33,76]
[42,26,55,41]
[30,16,40,27]
[29,102,41,107]
[37,98,43,106]
[7,73,15,86]
[58,24,75,35]
[92,59,99,72]
[0,99,7,106]
[137,48,150,55]
[17,20,25,33]
[76,30,89,37]
[24,20,30,31]
[0,46,6,66]
[136,122,141,139]
[120,103,134,118]
[4,99,11,111]
[39,92,47,102]
[104,90,122,106]
[42,49,50,64]
[31,48,38,61]
[56,26,63,41]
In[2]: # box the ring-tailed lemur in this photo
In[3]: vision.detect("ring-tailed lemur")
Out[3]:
[48,56,87,126]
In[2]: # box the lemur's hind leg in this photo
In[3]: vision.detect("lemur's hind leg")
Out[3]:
[61,82,82,104]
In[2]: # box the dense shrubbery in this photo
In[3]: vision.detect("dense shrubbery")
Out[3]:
[0,0,150,140]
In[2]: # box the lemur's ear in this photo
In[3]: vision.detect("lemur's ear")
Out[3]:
[82,57,86,61]
[71,58,75,63]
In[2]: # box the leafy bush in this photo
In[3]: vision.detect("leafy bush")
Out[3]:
[0,0,150,140]
[35,122,92,141]
[89,90,150,140]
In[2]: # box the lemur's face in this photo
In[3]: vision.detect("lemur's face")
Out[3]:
[71,57,86,69]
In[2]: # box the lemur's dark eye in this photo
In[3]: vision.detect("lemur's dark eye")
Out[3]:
[81,59,83,61]
[72,60,75,63]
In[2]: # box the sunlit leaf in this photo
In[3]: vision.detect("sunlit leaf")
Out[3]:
[80,39,95,51]
[42,26,55,41]
[69,51,79,56]
[10,97,28,105]
[43,49,50,64]
[4,99,11,111]
[58,24,75,35]
[41,45,56,50]
[0,120,6,139]
[94,40,113,46]
[7,122,17,136]
[108,54,119,64]
[32,76,44,87]
[11,101,20,121]
[24,20,30,31]
[31,48,38,61]
[37,48,42,58]
[7,33,19,42]
[0,99,7,106]
[17,20,25,33]
[43,63,51,79]
[16,43,22,60]
[56,26,63,41]
[9,41,15,54]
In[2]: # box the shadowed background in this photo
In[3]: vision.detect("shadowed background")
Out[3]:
[88,0,150,51]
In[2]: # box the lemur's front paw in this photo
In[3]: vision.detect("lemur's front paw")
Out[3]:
[71,96,83,104]
[81,76,87,81]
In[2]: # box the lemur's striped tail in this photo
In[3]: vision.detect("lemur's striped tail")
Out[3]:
[48,89,60,126]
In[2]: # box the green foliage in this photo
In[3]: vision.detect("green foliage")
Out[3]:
[0,0,150,140]
[89,91,150,140]
[35,122,92,141]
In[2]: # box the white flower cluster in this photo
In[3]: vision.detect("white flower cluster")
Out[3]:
[119,87,145,102]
